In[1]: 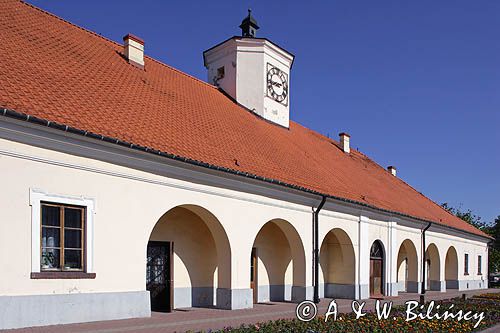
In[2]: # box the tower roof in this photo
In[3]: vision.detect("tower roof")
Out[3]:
[239,9,259,37]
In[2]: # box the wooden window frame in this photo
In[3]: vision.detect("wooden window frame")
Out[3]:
[464,253,469,275]
[39,202,87,275]
[29,189,95,280]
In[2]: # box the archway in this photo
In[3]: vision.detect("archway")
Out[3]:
[425,243,441,291]
[251,219,306,303]
[319,228,356,298]
[369,240,385,297]
[147,205,231,311]
[396,239,419,293]
[445,246,459,289]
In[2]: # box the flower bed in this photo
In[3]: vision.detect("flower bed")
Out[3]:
[203,295,500,333]
[474,293,500,300]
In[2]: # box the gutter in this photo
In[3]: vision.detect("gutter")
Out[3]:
[313,196,327,303]
[0,108,492,241]
[420,222,432,302]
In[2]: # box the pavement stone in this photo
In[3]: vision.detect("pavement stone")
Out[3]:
[2,288,500,333]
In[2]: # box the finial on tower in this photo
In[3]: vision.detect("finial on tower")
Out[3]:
[239,8,259,37]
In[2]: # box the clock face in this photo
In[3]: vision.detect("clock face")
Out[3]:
[266,64,288,105]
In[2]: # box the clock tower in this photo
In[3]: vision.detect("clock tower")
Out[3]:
[203,10,294,128]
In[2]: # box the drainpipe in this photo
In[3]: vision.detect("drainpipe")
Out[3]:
[313,196,327,303]
[420,222,432,303]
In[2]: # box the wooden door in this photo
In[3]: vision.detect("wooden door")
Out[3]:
[250,247,257,303]
[370,259,383,297]
[146,241,173,312]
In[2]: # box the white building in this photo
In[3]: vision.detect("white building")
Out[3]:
[0,2,491,330]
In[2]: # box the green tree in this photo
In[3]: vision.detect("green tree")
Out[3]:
[488,216,500,274]
[441,203,487,230]
[490,216,500,247]
[441,204,499,275]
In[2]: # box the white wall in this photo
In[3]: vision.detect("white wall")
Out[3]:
[0,120,490,301]
[0,134,313,296]
[204,38,293,128]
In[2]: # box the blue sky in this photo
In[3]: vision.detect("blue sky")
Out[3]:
[29,1,500,224]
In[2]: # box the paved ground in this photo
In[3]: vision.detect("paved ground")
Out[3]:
[4,289,500,333]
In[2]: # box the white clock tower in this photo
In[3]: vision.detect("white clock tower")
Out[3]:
[203,10,295,128]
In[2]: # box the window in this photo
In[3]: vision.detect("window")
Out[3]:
[464,253,469,275]
[370,241,384,259]
[30,188,95,279]
[478,255,482,275]
[217,66,225,79]
[41,203,85,271]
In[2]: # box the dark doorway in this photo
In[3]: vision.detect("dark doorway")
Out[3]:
[426,259,431,290]
[369,240,384,297]
[250,247,257,303]
[404,258,409,292]
[147,241,173,312]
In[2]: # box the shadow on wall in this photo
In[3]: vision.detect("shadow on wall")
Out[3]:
[252,219,306,303]
[445,246,459,290]
[426,243,441,291]
[254,221,292,302]
[150,207,218,308]
[319,228,356,299]
[397,239,419,293]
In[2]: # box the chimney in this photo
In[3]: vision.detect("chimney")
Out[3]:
[387,166,397,176]
[123,34,144,68]
[339,132,350,153]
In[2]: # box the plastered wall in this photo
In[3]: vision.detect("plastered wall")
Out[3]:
[0,130,489,301]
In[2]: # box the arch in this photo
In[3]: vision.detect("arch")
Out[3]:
[147,204,231,310]
[396,239,419,293]
[369,240,385,297]
[251,219,306,303]
[445,246,459,289]
[425,243,441,291]
[319,228,356,298]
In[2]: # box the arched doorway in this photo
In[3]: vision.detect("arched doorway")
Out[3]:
[251,219,306,303]
[396,239,419,293]
[369,240,385,297]
[147,205,231,311]
[319,228,356,298]
[425,243,441,291]
[445,246,459,289]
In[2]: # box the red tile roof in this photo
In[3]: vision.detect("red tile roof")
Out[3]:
[0,0,489,238]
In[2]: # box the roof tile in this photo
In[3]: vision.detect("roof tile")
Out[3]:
[0,0,489,238]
